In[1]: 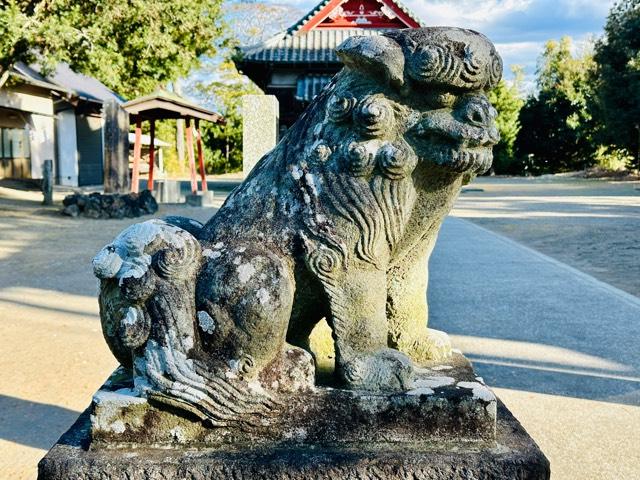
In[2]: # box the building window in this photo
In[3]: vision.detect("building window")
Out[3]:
[0,128,31,159]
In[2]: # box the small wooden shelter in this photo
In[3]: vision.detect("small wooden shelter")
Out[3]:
[122,90,223,193]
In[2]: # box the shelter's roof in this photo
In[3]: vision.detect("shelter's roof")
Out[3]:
[12,62,123,104]
[122,89,223,123]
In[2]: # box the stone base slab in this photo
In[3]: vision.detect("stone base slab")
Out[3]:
[38,401,549,479]
[185,191,215,207]
[89,353,496,448]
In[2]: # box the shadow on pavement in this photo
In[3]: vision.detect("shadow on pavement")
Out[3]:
[0,394,81,450]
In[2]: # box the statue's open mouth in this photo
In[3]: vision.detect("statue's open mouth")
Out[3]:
[427,145,493,174]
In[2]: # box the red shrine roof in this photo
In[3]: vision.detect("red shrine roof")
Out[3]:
[289,0,424,33]
[237,0,425,104]
[240,0,425,65]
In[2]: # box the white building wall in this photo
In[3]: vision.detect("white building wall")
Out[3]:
[56,109,78,186]
[29,114,56,179]
[0,90,54,116]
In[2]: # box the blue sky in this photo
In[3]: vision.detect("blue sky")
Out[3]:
[265,0,616,90]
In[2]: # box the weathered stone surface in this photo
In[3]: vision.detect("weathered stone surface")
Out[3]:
[37,26,551,480]
[242,94,279,177]
[89,28,504,429]
[89,352,496,448]
[38,400,549,480]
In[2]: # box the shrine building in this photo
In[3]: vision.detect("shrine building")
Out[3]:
[235,0,425,133]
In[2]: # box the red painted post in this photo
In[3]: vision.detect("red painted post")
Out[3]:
[131,117,142,194]
[195,119,207,192]
[147,119,155,191]
[185,118,198,194]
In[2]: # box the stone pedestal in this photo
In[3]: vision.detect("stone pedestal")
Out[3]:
[242,94,279,177]
[185,190,215,207]
[38,354,550,479]
[154,180,181,203]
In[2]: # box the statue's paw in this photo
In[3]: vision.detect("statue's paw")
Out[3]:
[399,328,452,365]
[341,348,414,392]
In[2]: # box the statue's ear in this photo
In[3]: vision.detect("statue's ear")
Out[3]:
[336,35,405,88]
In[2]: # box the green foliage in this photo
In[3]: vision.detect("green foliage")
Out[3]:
[189,59,260,174]
[0,0,225,97]
[487,67,525,174]
[154,119,185,176]
[515,37,598,174]
[594,145,634,171]
[593,0,640,168]
[183,1,302,174]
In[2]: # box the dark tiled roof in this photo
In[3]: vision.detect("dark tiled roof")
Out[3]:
[286,0,425,35]
[241,28,388,64]
[13,62,123,104]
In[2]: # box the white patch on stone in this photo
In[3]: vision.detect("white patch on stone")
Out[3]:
[290,164,303,180]
[110,420,126,434]
[304,173,319,196]
[233,256,242,265]
[256,288,270,305]
[413,376,455,389]
[431,365,453,371]
[122,307,139,326]
[170,426,186,443]
[237,246,247,253]
[93,220,194,285]
[198,311,216,334]
[203,249,221,260]
[189,220,201,227]
[214,242,224,249]
[476,376,485,383]
[247,380,268,396]
[237,262,256,283]
[303,193,311,204]
[270,187,278,195]
[407,387,435,396]
[457,381,496,402]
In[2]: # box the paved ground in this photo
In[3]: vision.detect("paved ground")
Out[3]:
[1,177,639,479]
[430,217,640,480]
[456,176,640,297]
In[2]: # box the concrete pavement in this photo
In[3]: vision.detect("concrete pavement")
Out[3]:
[1,181,639,479]
[429,217,640,479]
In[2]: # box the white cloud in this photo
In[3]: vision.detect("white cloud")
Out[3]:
[405,0,532,29]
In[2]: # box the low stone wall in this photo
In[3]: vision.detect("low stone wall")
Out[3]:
[62,190,158,219]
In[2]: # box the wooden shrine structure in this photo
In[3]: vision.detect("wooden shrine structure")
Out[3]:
[235,0,424,130]
[122,90,223,194]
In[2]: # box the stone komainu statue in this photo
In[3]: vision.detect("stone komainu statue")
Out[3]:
[93,27,502,425]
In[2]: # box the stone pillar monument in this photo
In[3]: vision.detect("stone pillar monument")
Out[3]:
[242,94,279,177]
[39,28,549,480]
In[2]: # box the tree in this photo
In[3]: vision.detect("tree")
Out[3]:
[183,1,303,173]
[488,66,525,174]
[593,0,640,169]
[0,0,225,97]
[515,37,597,174]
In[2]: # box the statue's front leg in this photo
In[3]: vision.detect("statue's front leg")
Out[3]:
[306,245,413,392]
[387,241,452,364]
